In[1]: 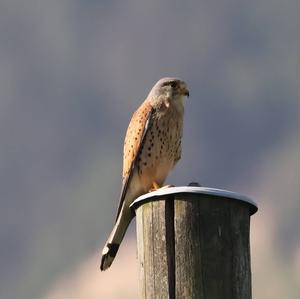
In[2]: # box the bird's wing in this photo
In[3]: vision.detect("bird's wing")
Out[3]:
[115,100,154,221]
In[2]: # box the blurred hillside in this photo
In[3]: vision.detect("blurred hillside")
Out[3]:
[0,1,299,298]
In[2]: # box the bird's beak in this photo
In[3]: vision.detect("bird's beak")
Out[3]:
[183,88,189,98]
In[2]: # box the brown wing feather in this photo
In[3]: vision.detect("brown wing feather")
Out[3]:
[115,100,153,221]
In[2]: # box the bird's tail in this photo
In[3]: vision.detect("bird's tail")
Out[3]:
[100,204,134,271]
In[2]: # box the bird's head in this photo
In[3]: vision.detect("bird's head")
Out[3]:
[148,77,189,108]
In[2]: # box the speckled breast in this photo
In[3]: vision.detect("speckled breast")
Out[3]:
[137,107,183,188]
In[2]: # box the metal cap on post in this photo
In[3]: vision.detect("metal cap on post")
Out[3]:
[130,185,257,299]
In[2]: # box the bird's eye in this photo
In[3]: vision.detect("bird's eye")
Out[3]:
[170,82,177,88]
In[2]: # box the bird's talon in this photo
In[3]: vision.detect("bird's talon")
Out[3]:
[159,184,174,189]
[149,181,161,192]
[149,184,174,192]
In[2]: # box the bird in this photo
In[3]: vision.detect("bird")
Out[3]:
[100,77,189,271]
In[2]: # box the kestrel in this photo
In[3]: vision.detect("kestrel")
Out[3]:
[100,77,189,271]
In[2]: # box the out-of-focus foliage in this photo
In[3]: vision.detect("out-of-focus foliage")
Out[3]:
[0,1,299,298]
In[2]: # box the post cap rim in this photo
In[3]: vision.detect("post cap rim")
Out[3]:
[130,186,258,215]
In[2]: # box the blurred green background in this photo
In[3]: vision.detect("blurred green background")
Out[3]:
[1,1,300,298]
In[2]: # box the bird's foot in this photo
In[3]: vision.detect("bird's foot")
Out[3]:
[149,183,174,192]
[149,181,161,192]
[159,184,174,189]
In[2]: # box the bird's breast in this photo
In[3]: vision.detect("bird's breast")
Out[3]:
[137,106,183,191]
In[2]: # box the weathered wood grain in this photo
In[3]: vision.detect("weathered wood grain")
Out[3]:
[135,193,253,299]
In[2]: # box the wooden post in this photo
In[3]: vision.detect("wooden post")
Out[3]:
[130,186,257,299]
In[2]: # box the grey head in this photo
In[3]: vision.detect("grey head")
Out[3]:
[147,77,189,105]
